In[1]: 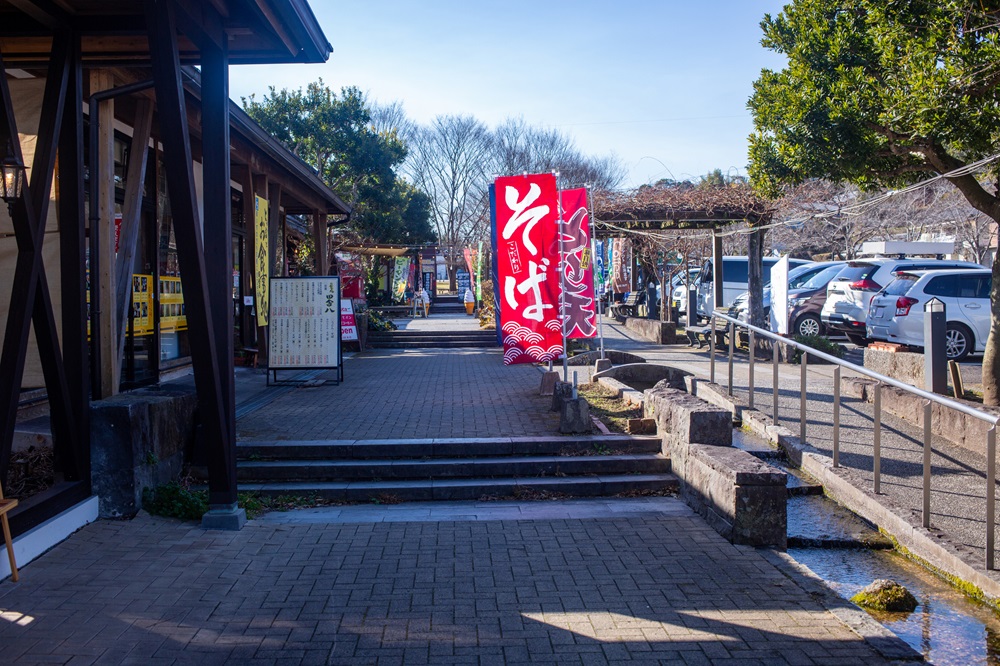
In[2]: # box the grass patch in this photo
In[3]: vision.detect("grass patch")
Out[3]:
[143,481,347,521]
[578,383,643,434]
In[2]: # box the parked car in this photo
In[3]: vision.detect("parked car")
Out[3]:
[697,256,810,318]
[866,268,991,361]
[786,263,850,337]
[670,267,700,314]
[732,261,845,330]
[821,258,983,345]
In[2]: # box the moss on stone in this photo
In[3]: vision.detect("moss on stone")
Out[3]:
[851,579,918,612]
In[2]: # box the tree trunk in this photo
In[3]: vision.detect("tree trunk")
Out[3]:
[983,253,1000,404]
[747,224,770,357]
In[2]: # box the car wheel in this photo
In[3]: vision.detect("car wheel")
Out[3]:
[795,314,822,337]
[944,323,973,362]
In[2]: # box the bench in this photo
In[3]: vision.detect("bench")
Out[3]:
[610,292,644,319]
[371,305,414,317]
[239,347,259,368]
[1,481,17,582]
[685,326,728,349]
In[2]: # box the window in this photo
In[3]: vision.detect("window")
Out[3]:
[722,260,748,283]
[958,275,990,299]
[885,275,918,296]
[924,275,959,298]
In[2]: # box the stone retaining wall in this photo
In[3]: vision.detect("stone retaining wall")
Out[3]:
[622,317,678,344]
[644,384,786,547]
[90,385,198,519]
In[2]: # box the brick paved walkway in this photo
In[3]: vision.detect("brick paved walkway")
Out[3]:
[0,499,894,665]
[237,348,558,441]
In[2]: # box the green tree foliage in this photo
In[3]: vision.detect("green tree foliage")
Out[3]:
[242,80,436,245]
[748,1,1000,403]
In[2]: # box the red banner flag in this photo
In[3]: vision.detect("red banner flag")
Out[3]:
[559,188,597,338]
[495,173,563,365]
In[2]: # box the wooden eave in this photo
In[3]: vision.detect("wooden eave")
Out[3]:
[0,0,332,65]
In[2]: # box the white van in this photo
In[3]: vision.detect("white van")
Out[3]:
[696,256,810,318]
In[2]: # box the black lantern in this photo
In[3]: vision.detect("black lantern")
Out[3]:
[1,141,26,215]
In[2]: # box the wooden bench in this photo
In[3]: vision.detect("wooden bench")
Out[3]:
[0,481,17,582]
[370,305,414,317]
[239,347,259,368]
[610,292,644,319]
[685,325,728,349]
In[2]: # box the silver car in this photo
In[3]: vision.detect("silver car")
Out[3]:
[866,268,991,361]
[822,258,983,345]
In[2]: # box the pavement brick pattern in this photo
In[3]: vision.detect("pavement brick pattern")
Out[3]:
[237,349,559,441]
[0,508,887,665]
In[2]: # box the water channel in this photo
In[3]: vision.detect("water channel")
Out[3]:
[733,428,1000,665]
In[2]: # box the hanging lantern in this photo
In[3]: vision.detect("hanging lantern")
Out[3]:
[0,141,26,213]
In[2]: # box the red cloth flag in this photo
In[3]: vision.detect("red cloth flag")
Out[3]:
[494,173,563,365]
[559,188,597,338]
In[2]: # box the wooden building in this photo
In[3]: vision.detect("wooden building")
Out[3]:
[0,0,346,538]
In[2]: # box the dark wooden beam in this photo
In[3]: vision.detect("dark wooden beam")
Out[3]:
[145,0,232,503]
[6,0,69,31]
[0,37,79,483]
[56,30,89,484]
[200,20,237,507]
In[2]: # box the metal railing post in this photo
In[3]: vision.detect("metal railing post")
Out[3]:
[728,322,735,396]
[748,330,755,409]
[709,315,716,384]
[833,366,841,468]
[772,339,780,426]
[799,352,808,443]
[874,382,882,494]
[923,400,932,528]
[988,426,996,570]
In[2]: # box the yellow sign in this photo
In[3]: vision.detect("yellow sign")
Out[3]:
[131,274,153,336]
[255,195,269,326]
[159,276,187,332]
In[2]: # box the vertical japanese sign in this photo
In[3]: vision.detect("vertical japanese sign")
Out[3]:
[612,237,630,293]
[493,173,563,365]
[559,188,596,338]
[392,257,409,300]
[341,297,359,342]
[254,195,269,326]
[268,277,340,368]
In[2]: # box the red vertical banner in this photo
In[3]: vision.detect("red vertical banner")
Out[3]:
[559,188,596,338]
[494,173,563,365]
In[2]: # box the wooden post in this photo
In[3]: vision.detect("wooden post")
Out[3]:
[90,69,116,398]
[313,209,328,275]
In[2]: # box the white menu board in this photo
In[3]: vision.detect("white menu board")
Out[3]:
[268,277,341,369]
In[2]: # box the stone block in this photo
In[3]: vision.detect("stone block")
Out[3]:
[682,444,787,548]
[627,418,656,435]
[559,398,591,434]
[864,348,925,386]
[90,385,198,519]
[644,386,731,450]
[593,358,613,374]
[201,503,247,531]
[550,381,574,412]
[622,317,677,344]
[539,371,560,396]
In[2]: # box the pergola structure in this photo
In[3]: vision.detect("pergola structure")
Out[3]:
[591,185,777,318]
[0,0,333,530]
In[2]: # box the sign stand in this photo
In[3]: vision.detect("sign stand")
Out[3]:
[266,276,343,386]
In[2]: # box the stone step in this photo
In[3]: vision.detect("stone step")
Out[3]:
[236,454,671,482]
[367,340,498,349]
[236,473,679,502]
[368,330,494,338]
[236,436,661,460]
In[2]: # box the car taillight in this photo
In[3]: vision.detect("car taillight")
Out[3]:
[896,296,918,316]
[850,278,882,291]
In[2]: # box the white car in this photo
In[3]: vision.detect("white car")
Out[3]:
[867,268,991,361]
[670,268,700,313]
[697,256,810,318]
[821,258,983,345]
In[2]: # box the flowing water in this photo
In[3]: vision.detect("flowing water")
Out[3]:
[733,428,1000,664]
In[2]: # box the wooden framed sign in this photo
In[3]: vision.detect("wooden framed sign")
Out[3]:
[267,276,342,383]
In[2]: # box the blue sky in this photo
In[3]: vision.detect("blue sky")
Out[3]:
[228,1,789,188]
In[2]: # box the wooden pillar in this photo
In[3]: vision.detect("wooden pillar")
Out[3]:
[200,16,237,511]
[57,31,89,482]
[313,209,328,275]
[90,70,116,398]
[267,182,283,275]
[145,0,236,518]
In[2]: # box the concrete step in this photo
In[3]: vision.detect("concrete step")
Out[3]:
[367,340,498,349]
[236,454,671,482]
[236,473,679,502]
[236,436,661,460]
[368,330,494,338]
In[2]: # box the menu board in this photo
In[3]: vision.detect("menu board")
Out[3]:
[268,277,341,370]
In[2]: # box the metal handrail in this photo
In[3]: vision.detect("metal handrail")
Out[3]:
[709,310,999,570]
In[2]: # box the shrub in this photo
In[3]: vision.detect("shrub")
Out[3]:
[789,334,844,363]
[142,482,208,521]
[367,309,397,331]
[478,280,496,329]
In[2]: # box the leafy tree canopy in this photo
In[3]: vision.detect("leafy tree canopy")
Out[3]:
[242,80,435,245]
